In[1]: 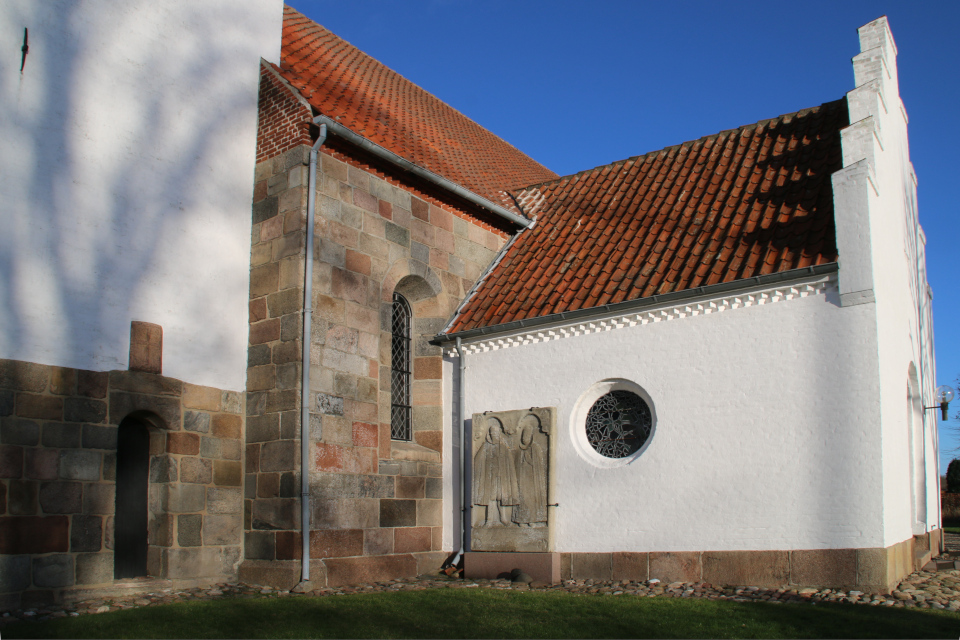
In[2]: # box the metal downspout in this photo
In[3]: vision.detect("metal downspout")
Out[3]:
[452,337,468,565]
[300,121,327,583]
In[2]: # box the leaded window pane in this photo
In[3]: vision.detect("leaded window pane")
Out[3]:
[585,390,652,458]
[390,293,412,441]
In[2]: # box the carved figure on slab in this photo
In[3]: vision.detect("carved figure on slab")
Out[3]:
[513,413,548,526]
[473,416,519,526]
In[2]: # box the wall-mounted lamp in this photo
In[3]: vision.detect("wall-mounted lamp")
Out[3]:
[926,385,955,421]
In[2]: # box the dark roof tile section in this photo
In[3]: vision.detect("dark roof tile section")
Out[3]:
[447,100,848,333]
[277,6,557,205]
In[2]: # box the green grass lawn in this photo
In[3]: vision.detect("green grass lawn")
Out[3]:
[4,589,960,639]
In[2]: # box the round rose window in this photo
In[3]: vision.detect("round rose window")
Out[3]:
[584,390,652,458]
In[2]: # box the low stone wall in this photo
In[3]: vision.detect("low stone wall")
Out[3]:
[0,358,245,610]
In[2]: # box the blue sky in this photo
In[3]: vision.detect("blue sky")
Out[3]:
[288,0,960,467]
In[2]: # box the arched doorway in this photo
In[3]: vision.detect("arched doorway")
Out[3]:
[114,416,150,578]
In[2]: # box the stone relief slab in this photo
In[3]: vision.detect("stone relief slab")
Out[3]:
[471,407,556,552]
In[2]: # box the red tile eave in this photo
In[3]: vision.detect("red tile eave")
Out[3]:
[278,6,557,205]
[446,98,847,335]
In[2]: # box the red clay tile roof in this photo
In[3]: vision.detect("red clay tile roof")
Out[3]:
[446,99,848,334]
[277,5,558,206]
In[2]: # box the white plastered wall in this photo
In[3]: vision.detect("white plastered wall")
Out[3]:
[0,1,282,391]
[832,17,939,545]
[446,283,889,552]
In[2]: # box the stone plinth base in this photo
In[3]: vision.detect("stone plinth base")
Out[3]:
[551,530,943,594]
[471,526,548,552]
[464,552,560,583]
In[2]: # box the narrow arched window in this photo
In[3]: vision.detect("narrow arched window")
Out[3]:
[391,292,412,441]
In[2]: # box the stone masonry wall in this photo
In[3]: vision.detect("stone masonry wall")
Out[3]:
[0,359,244,610]
[243,73,512,588]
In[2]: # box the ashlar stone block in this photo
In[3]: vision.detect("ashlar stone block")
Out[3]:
[33,554,74,588]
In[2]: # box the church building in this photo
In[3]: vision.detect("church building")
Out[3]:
[0,1,941,609]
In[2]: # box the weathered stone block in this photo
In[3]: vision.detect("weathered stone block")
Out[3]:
[214,460,243,487]
[163,484,206,513]
[0,554,31,591]
[33,554,74,588]
[204,514,242,545]
[384,221,410,247]
[149,455,177,483]
[363,528,394,556]
[703,550,789,587]
[212,414,242,440]
[41,422,81,448]
[149,513,173,547]
[184,410,211,433]
[167,432,200,456]
[221,391,243,415]
[396,476,425,499]
[129,321,163,374]
[83,483,115,514]
[70,514,103,552]
[200,436,221,459]
[0,515,69,553]
[395,526,431,553]
[59,450,101,481]
[109,370,181,397]
[39,481,82,513]
[312,498,379,530]
[253,195,279,224]
[280,472,298,498]
[246,364,277,391]
[649,552,701,583]
[791,549,857,588]
[77,370,108,399]
[109,391,181,430]
[103,453,116,481]
[245,531,276,560]
[246,413,279,443]
[0,360,49,392]
[325,554,417,587]
[0,389,13,417]
[252,498,298,530]
[178,514,203,547]
[570,553,612,581]
[64,398,107,424]
[81,424,117,450]
[165,547,230,580]
[380,499,416,527]
[182,383,222,411]
[23,448,56,480]
[49,354,77,384]
[8,479,38,515]
[206,487,242,514]
[15,393,63,420]
[260,440,297,472]
[308,528,363,559]
[0,444,23,478]
[1,417,40,446]
[76,552,113,585]
[425,477,442,499]
[180,457,212,484]
[416,499,442,527]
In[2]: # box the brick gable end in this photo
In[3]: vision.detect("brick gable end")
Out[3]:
[256,64,312,163]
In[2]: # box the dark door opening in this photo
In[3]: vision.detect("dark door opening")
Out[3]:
[114,417,150,579]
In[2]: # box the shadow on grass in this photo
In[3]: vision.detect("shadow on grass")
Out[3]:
[5,589,960,639]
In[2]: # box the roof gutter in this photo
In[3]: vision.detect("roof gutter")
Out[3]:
[313,113,533,229]
[431,262,839,345]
